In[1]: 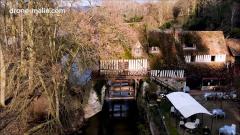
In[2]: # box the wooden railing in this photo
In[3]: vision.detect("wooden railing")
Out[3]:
[150,77,177,92]
[92,70,185,80]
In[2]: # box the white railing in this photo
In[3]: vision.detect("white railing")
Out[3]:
[100,59,148,76]
[185,55,191,63]
[150,70,185,78]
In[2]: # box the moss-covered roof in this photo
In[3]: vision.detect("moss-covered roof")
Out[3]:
[147,30,229,73]
[148,30,185,69]
[186,63,228,78]
[178,31,229,55]
[149,30,229,55]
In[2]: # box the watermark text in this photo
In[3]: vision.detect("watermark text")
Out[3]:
[9,8,66,14]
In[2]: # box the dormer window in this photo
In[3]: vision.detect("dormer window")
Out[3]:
[186,43,194,48]
[183,43,196,50]
[149,46,160,54]
[181,34,197,50]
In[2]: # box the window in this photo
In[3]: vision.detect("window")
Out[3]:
[191,55,195,62]
[135,48,141,54]
[149,47,160,54]
[211,56,215,61]
[185,43,194,48]
[183,43,196,50]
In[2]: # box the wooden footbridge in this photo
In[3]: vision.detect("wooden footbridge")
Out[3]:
[92,59,185,101]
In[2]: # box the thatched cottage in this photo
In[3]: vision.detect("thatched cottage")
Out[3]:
[148,30,230,90]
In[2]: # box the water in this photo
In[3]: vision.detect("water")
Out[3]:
[83,100,137,135]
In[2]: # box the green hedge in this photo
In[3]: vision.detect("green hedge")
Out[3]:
[125,15,143,23]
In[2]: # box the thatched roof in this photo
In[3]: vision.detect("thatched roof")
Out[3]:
[148,29,185,69]
[149,30,229,55]
[186,63,227,77]
[178,31,229,55]
[148,30,229,73]
[226,38,240,56]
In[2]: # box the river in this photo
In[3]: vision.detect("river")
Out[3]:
[83,100,138,135]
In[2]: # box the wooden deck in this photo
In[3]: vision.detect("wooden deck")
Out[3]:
[105,79,136,101]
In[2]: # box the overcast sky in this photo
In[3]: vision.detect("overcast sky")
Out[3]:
[59,0,160,7]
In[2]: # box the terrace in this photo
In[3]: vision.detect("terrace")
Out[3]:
[156,89,239,135]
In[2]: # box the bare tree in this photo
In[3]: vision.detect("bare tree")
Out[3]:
[27,0,35,93]
[0,44,6,107]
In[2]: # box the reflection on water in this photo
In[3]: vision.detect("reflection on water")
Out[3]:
[83,100,137,135]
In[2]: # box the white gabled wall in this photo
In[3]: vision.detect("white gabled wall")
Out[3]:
[215,54,226,62]
[195,55,211,62]
[185,54,226,63]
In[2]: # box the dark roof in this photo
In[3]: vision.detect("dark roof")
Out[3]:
[226,38,240,56]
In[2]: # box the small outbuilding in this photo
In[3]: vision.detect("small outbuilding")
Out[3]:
[132,41,143,58]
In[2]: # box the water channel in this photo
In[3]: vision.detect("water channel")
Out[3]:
[83,100,138,135]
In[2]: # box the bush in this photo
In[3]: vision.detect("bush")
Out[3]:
[159,21,173,29]
[233,76,240,88]
[137,123,151,135]
[123,48,133,59]
[145,82,158,101]
[125,15,143,23]
[183,17,208,30]
[230,28,240,38]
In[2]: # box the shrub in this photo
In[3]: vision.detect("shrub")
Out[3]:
[137,123,151,135]
[183,17,208,30]
[125,15,143,23]
[230,28,240,38]
[159,21,173,29]
[123,48,133,59]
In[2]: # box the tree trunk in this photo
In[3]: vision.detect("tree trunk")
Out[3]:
[231,7,236,30]
[0,0,7,107]
[3,0,8,47]
[20,0,25,75]
[0,45,6,107]
[27,1,35,92]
